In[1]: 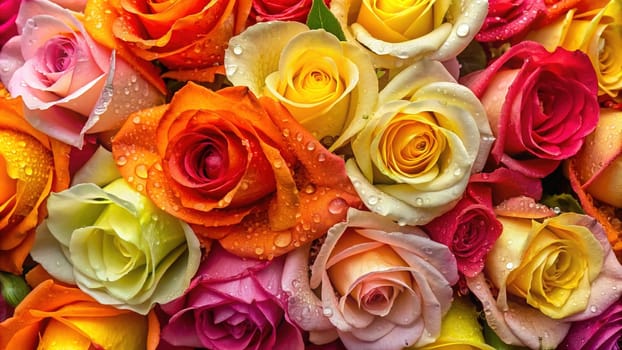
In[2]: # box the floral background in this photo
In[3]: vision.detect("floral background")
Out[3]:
[0,0,621,349]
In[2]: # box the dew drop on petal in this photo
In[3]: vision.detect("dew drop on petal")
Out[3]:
[232,45,243,55]
[255,247,264,255]
[135,164,148,179]
[328,197,348,215]
[456,23,470,37]
[274,232,292,248]
[304,184,316,194]
[322,307,333,317]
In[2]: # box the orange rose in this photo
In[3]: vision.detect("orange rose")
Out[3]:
[111,82,361,259]
[0,279,159,349]
[84,0,252,82]
[0,91,69,274]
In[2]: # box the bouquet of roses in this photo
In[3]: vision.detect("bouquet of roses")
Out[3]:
[0,0,621,349]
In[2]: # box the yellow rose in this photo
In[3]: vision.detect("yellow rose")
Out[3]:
[414,297,495,350]
[329,0,488,67]
[346,59,493,225]
[467,209,622,348]
[224,22,377,149]
[526,0,622,99]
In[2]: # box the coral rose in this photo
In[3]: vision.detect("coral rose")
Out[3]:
[462,41,600,178]
[0,91,69,274]
[0,279,157,349]
[112,82,361,259]
[284,208,458,349]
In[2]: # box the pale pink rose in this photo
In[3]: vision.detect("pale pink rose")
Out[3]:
[283,208,458,350]
[0,0,164,148]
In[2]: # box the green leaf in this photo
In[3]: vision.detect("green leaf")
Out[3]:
[306,0,346,41]
[0,272,31,307]
[541,193,584,214]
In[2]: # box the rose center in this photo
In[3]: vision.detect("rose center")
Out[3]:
[44,36,76,73]
[201,145,224,180]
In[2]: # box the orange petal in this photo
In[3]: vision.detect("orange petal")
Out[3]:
[494,195,557,219]
[83,0,167,95]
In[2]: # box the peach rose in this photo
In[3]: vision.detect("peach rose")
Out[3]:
[112,82,361,259]
[283,208,458,349]
[0,90,69,274]
[0,279,158,349]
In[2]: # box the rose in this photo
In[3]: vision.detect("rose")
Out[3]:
[159,243,304,350]
[413,297,495,350]
[328,0,488,67]
[345,59,493,225]
[84,0,251,81]
[558,296,622,349]
[462,41,600,178]
[540,0,607,25]
[567,108,622,256]
[424,181,503,278]
[30,159,202,314]
[526,0,622,99]
[284,208,459,349]
[251,0,323,23]
[0,0,19,48]
[475,0,546,43]
[225,22,377,150]
[0,91,69,274]
[467,205,622,348]
[112,82,361,259]
[0,280,157,349]
[0,0,165,148]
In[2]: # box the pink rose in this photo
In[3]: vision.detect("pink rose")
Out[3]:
[159,243,304,350]
[0,0,164,148]
[559,296,622,349]
[0,0,19,48]
[462,41,599,178]
[476,0,545,43]
[251,0,328,23]
[284,208,458,349]
[424,181,503,278]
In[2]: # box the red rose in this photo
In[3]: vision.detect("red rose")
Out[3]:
[476,0,546,43]
[251,0,328,23]
[462,41,599,178]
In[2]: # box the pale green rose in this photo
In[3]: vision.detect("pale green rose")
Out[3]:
[346,59,494,225]
[31,152,201,315]
[224,21,378,150]
[329,0,488,68]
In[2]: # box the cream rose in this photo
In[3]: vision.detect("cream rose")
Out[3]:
[329,0,488,67]
[346,59,493,225]
[467,208,622,348]
[224,21,377,149]
[283,208,458,349]
[525,0,622,99]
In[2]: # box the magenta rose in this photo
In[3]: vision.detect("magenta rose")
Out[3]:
[424,181,502,278]
[251,0,328,23]
[476,0,546,43]
[0,0,163,148]
[159,243,304,350]
[0,0,19,48]
[559,296,622,350]
[462,41,599,178]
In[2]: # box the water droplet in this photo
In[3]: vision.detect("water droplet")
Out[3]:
[273,160,283,169]
[328,197,348,215]
[24,167,33,176]
[453,168,462,176]
[306,141,316,151]
[317,153,326,162]
[322,307,333,317]
[415,197,424,206]
[295,133,303,142]
[282,128,290,137]
[232,45,243,55]
[590,305,598,313]
[274,232,292,248]
[225,64,237,76]
[367,195,379,205]
[505,262,514,270]
[135,164,148,179]
[304,184,316,194]
[456,23,470,37]
[255,247,264,255]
